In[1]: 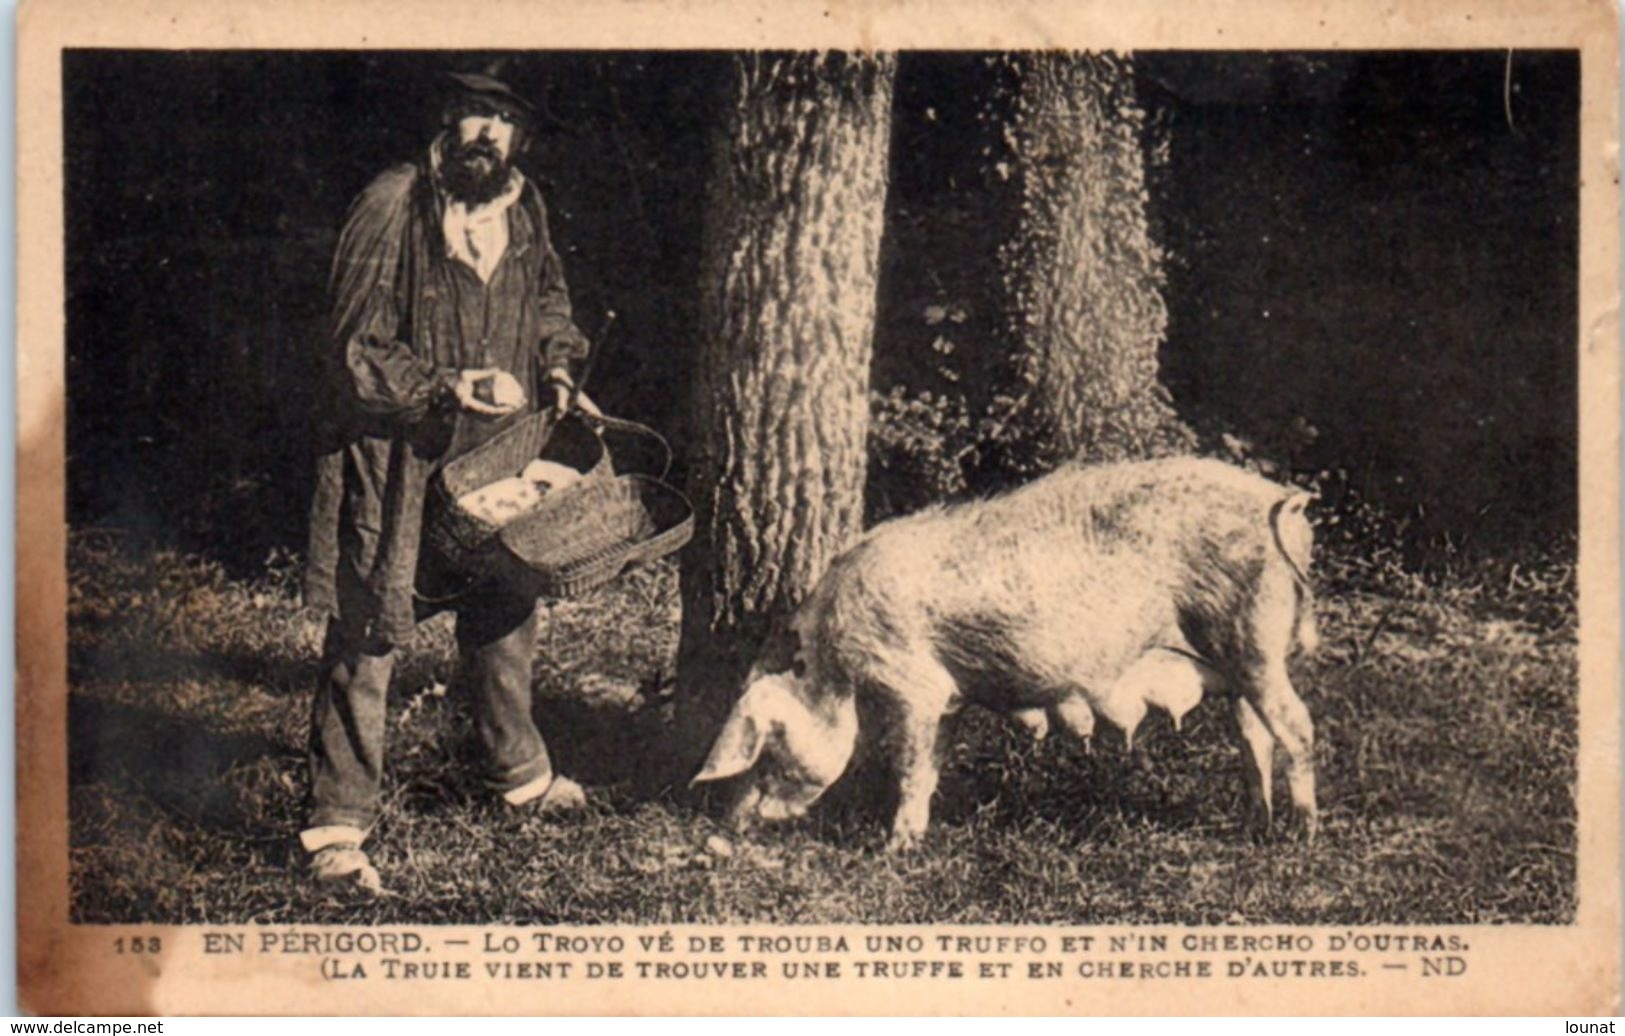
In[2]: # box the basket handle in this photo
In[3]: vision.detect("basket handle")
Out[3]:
[413,576,478,608]
[580,412,675,481]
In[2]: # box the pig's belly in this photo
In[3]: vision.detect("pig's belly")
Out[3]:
[930,572,1178,711]
[935,619,1175,712]
[929,600,1196,714]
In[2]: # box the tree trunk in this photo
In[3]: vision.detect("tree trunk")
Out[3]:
[997,52,1190,467]
[671,52,896,775]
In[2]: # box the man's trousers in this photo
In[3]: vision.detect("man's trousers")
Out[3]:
[301,586,554,850]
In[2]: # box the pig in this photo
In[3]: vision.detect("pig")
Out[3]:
[691,456,1319,850]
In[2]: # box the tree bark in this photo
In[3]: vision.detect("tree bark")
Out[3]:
[672,52,896,775]
[997,52,1190,467]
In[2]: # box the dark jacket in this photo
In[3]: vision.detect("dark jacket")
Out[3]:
[304,156,587,642]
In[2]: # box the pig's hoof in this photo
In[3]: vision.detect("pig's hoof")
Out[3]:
[1289,812,1319,844]
[1243,810,1273,845]
[885,829,925,854]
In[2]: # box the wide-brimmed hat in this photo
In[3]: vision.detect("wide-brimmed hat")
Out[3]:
[444,71,536,122]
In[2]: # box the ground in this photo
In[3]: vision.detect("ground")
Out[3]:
[65,531,1575,925]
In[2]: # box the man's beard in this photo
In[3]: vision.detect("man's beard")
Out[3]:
[440,137,515,205]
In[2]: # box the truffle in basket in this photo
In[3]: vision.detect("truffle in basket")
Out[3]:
[456,459,586,528]
[458,477,545,527]
[521,459,584,492]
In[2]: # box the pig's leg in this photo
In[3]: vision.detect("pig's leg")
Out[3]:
[1050,695,1096,753]
[1231,696,1275,839]
[887,704,945,852]
[1239,664,1316,840]
[1233,571,1318,839]
[1011,707,1050,741]
[880,656,958,852]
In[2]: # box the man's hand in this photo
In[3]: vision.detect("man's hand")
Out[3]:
[453,369,525,417]
[543,366,596,418]
[549,380,572,416]
[548,384,602,417]
[574,389,602,418]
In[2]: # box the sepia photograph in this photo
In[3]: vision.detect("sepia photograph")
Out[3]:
[17,0,1621,1017]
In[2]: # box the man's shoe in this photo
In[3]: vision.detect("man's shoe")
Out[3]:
[505,774,588,817]
[310,844,384,895]
[535,775,587,814]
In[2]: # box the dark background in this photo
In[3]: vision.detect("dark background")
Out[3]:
[63,50,1578,571]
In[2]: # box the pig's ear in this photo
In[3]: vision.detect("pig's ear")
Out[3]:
[691,710,767,784]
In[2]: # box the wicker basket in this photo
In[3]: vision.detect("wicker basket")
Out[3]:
[494,473,695,599]
[423,410,692,600]
[424,412,610,578]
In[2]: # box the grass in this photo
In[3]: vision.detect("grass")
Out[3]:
[65,529,1577,925]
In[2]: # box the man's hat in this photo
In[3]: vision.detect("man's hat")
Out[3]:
[444,71,537,122]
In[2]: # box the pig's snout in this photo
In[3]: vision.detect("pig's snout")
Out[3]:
[755,795,801,822]
[693,668,860,829]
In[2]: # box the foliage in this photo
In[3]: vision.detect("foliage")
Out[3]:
[866,270,1192,523]
[867,385,973,520]
[868,380,1197,524]
[991,52,1193,466]
[869,51,1198,523]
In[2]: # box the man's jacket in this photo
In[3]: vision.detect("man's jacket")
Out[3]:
[304,156,588,641]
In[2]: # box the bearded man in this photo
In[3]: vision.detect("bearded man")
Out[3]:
[301,72,591,892]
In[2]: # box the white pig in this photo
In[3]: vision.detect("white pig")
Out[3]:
[692,456,1319,850]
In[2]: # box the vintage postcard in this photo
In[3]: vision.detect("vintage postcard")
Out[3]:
[16,0,1621,1016]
